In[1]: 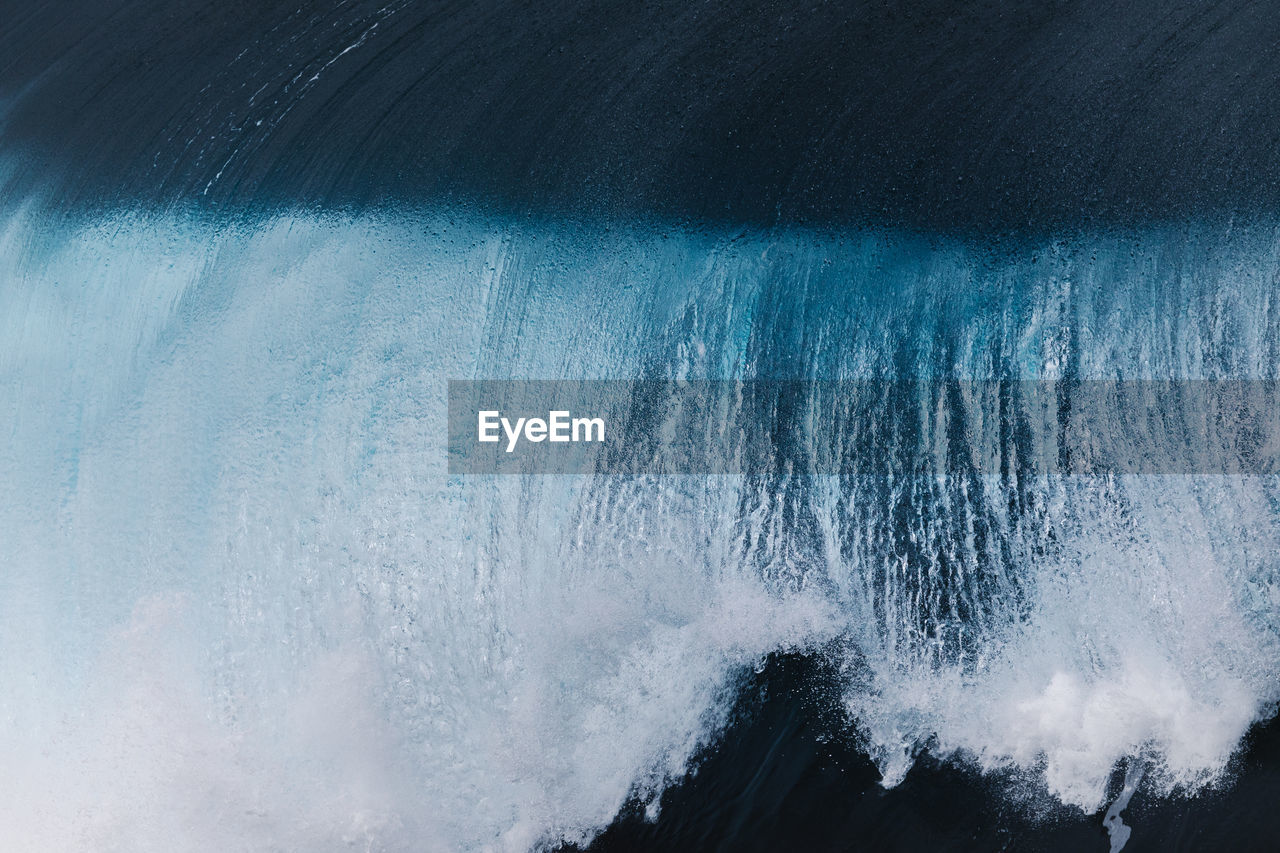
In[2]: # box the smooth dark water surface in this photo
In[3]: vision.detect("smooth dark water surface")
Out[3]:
[4,0,1280,233]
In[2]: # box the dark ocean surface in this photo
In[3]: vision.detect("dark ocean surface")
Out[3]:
[575,652,1280,852]
[3,0,1280,232]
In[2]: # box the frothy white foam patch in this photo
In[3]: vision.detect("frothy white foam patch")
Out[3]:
[848,476,1280,811]
[0,594,446,852]
[0,586,836,852]
[486,580,839,850]
[1104,763,1144,853]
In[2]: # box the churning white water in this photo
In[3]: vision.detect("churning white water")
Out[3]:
[2,206,1279,850]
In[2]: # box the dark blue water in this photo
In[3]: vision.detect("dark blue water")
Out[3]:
[578,653,1280,852]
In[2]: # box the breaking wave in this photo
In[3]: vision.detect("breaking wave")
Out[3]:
[3,205,1280,850]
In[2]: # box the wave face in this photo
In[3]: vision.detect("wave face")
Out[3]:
[3,204,1280,850]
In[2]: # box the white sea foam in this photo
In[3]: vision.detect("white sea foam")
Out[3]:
[2,208,1279,849]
